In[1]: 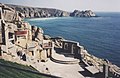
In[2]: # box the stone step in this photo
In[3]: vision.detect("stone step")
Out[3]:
[51,53,80,64]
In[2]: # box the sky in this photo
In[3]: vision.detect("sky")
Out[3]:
[0,0,120,12]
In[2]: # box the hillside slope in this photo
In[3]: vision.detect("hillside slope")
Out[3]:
[0,59,51,78]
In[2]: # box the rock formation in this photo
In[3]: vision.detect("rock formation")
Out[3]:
[0,3,23,22]
[70,10,96,17]
[6,4,96,18]
[6,4,70,18]
[32,25,44,41]
[0,3,120,78]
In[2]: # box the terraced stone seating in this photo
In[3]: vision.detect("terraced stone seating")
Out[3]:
[51,53,80,64]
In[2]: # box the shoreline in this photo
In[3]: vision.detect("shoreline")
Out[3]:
[0,3,120,78]
[25,18,120,66]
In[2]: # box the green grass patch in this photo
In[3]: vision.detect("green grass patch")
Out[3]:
[0,59,50,78]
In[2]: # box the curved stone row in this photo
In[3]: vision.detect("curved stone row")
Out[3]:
[50,53,80,64]
[50,57,80,64]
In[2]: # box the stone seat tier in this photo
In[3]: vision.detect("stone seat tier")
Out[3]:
[51,53,80,64]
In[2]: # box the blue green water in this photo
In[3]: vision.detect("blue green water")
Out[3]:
[25,12,120,66]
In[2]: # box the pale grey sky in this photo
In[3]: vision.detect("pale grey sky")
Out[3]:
[0,0,120,12]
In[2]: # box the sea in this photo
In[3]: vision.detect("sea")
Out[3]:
[25,12,120,67]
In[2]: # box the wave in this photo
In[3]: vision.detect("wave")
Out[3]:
[26,17,76,21]
[89,16,111,20]
[26,17,59,21]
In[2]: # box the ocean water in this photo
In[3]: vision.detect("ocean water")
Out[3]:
[25,12,120,66]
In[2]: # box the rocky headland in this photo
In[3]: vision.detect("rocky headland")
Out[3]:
[0,3,120,78]
[70,10,96,17]
[6,4,96,18]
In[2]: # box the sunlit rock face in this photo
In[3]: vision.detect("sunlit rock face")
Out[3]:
[70,10,96,17]
[6,4,70,18]
[0,3,24,22]
[6,4,96,18]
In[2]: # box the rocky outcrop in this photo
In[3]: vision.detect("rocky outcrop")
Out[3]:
[6,4,70,18]
[70,10,96,17]
[1,3,120,78]
[6,4,96,18]
[32,25,44,41]
[44,35,51,40]
[0,3,24,22]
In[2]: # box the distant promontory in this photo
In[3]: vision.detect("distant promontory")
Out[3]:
[70,10,96,17]
[6,4,96,18]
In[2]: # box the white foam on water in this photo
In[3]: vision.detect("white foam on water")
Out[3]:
[90,16,111,20]
[27,17,59,21]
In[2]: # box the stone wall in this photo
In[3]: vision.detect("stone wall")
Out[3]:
[62,40,81,59]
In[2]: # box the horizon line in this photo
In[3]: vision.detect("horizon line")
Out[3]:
[3,3,120,13]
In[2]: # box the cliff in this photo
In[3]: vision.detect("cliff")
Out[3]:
[6,4,70,18]
[70,10,96,17]
[0,3,120,78]
[6,4,96,18]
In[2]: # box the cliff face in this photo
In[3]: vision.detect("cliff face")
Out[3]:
[70,10,96,17]
[6,4,96,18]
[6,4,70,18]
[0,4,24,22]
[1,3,120,78]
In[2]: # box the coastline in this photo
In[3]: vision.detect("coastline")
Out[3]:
[25,15,120,67]
[0,3,120,78]
[24,16,120,77]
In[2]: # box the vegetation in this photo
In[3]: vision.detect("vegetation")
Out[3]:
[0,59,49,78]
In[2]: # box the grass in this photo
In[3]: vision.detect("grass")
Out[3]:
[0,59,50,78]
